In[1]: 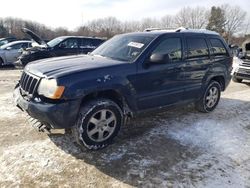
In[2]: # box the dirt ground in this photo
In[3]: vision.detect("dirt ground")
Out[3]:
[0,68,250,188]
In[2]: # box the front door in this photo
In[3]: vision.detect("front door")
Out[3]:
[135,37,186,110]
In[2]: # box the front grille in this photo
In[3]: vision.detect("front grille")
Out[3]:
[238,68,250,75]
[19,71,40,96]
[241,62,250,67]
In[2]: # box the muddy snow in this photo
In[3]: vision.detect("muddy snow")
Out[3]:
[0,69,250,187]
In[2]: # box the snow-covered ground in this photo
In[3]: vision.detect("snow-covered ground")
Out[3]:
[0,69,250,187]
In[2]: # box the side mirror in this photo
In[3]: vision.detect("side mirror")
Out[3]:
[6,47,12,50]
[149,53,170,64]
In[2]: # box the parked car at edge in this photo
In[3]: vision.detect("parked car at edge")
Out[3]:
[16,28,105,66]
[0,37,17,46]
[0,40,32,66]
[14,28,233,150]
[232,40,250,83]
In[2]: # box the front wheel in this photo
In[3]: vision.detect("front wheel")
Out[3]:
[72,98,123,150]
[195,81,221,113]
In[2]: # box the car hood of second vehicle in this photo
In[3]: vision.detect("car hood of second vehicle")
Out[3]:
[25,55,128,78]
[22,28,48,47]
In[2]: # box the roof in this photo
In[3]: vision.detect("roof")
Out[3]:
[8,40,31,44]
[55,36,106,40]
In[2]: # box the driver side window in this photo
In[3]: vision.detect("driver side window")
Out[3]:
[152,38,182,62]
[60,38,78,49]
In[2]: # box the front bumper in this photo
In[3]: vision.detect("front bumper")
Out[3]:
[14,87,81,129]
[233,68,250,80]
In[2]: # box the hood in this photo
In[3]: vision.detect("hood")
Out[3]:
[25,55,127,78]
[22,28,48,47]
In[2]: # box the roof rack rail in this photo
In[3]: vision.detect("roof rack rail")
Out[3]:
[175,27,187,32]
[143,27,219,35]
[179,28,219,35]
[143,27,176,32]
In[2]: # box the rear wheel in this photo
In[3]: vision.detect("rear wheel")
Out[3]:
[72,98,123,150]
[232,77,242,83]
[0,58,4,67]
[195,81,221,113]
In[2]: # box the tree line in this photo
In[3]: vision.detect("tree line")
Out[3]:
[0,4,248,45]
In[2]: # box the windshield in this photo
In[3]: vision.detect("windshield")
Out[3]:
[0,42,11,49]
[91,34,154,62]
[47,37,64,47]
[0,40,8,47]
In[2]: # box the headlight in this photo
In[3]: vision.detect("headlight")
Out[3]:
[38,79,65,99]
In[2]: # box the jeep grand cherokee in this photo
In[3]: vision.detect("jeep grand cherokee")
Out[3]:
[14,28,233,150]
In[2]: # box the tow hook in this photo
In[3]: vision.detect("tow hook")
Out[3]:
[38,124,51,134]
[28,117,51,134]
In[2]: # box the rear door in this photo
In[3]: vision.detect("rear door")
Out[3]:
[80,38,94,54]
[209,38,232,73]
[182,35,211,100]
[80,39,104,54]
[135,35,186,110]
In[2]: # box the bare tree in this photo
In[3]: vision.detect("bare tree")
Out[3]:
[160,15,175,29]
[190,7,209,29]
[175,6,209,29]
[221,4,247,43]
[140,18,161,31]
[121,21,141,32]
[87,17,122,37]
[175,7,190,28]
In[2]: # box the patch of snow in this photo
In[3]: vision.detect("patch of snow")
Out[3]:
[0,140,66,183]
[168,119,250,163]
[101,147,127,162]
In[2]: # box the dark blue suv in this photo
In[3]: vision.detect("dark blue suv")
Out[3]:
[14,28,233,150]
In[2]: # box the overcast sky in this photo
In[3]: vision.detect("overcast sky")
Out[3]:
[0,0,249,30]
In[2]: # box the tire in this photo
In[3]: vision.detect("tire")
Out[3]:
[0,58,3,67]
[72,98,123,150]
[195,81,221,113]
[232,77,242,83]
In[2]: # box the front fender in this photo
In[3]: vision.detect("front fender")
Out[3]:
[59,64,137,111]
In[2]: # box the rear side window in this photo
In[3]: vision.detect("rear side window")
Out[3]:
[187,38,209,59]
[81,39,97,49]
[92,39,104,47]
[152,38,182,62]
[210,38,228,56]
[11,43,27,49]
